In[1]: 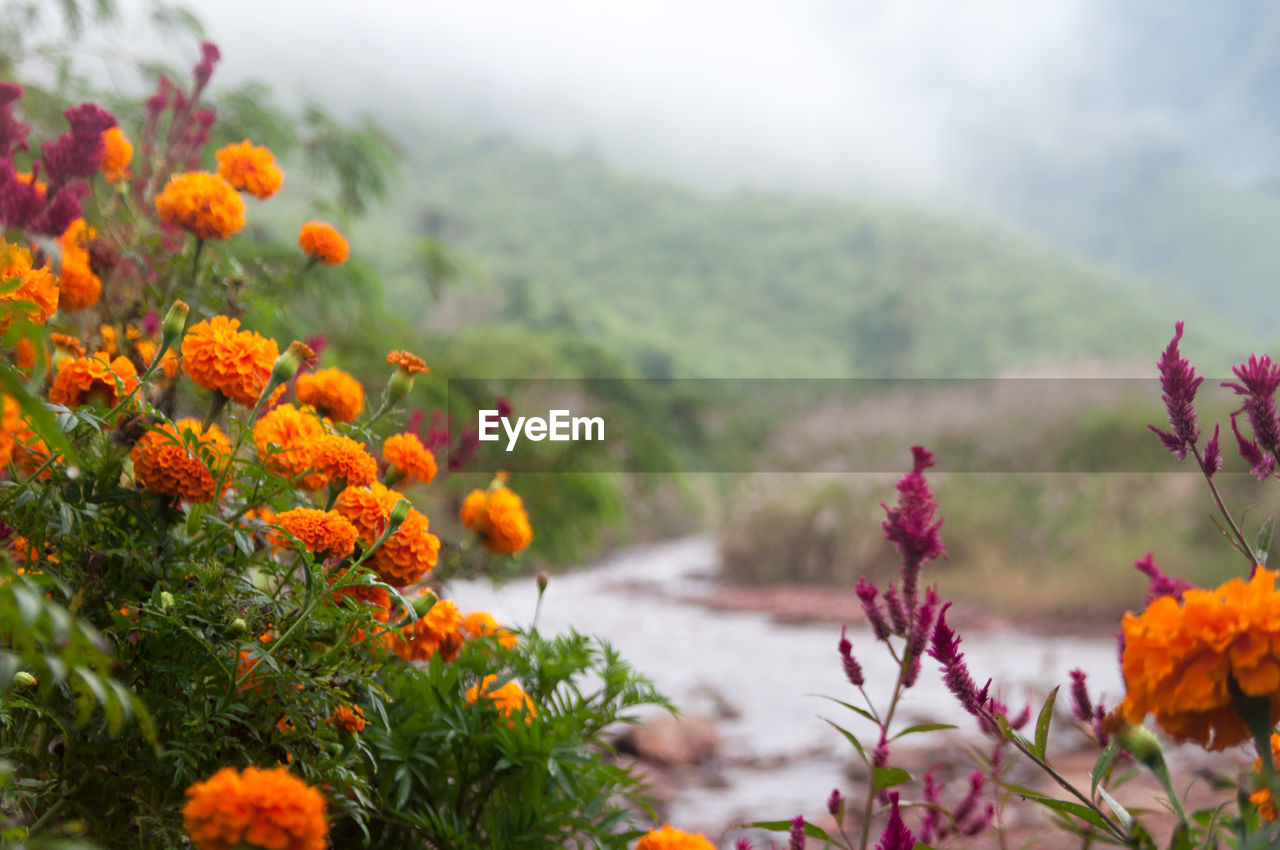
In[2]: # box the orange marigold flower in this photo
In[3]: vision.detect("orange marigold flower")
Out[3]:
[465,674,536,724]
[57,219,102,312]
[50,353,138,407]
[298,221,348,266]
[0,239,58,327]
[272,508,358,560]
[636,825,716,850]
[462,611,519,649]
[335,483,440,587]
[215,140,283,200]
[1120,566,1280,750]
[385,349,427,375]
[100,126,133,183]
[155,171,245,240]
[295,367,364,422]
[393,598,464,662]
[1250,733,1280,819]
[131,418,230,503]
[50,332,85,359]
[181,315,280,406]
[253,403,328,486]
[327,704,367,733]
[383,431,436,485]
[0,395,21,468]
[460,486,533,555]
[330,572,392,622]
[307,433,378,490]
[183,766,327,850]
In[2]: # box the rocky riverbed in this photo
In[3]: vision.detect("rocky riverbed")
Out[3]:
[449,537,1239,847]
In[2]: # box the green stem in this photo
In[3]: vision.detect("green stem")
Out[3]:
[1192,444,1256,570]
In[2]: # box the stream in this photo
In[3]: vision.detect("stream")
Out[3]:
[449,536,1125,837]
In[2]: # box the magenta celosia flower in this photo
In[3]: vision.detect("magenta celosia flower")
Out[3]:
[788,815,806,850]
[734,840,753,850]
[39,103,116,187]
[838,626,864,687]
[920,768,944,844]
[1069,668,1111,747]
[1132,551,1191,605]
[1223,353,1280,477]
[855,578,891,641]
[883,582,908,636]
[901,585,940,688]
[928,603,990,716]
[826,788,843,817]
[0,82,29,159]
[874,793,915,850]
[1148,321,1202,460]
[1202,423,1222,477]
[193,41,221,91]
[881,445,946,613]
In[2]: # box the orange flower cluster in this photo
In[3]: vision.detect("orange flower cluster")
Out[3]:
[308,434,378,490]
[1250,733,1280,819]
[335,483,439,587]
[393,598,464,662]
[386,350,427,375]
[465,674,536,725]
[1120,566,1280,749]
[295,367,363,422]
[272,508,358,560]
[56,219,102,312]
[50,353,139,407]
[100,126,132,183]
[50,332,85,358]
[0,395,22,468]
[298,221,348,266]
[181,316,280,406]
[383,431,436,484]
[327,703,367,733]
[183,766,327,850]
[635,825,716,850]
[462,611,518,649]
[155,171,245,240]
[131,418,231,503]
[460,485,533,555]
[254,403,328,486]
[0,239,58,327]
[216,140,283,200]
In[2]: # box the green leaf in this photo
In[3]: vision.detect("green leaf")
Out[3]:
[821,717,868,764]
[891,723,957,741]
[814,694,877,724]
[873,766,911,793]
[1095,783,1134,831]
[1091,740,1121,796]
[747,820,837,844]
[1034,685,1059,760]
[1258,516,1276,566]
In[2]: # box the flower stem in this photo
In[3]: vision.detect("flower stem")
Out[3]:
[1192,445,1257,569]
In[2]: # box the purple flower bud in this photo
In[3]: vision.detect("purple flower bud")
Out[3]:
[874,793,916,850]
[838,626,865,687]
[788,815,806,850]
[856,578,891,641]
[902,585,940,688]
[32,182,87,236]
[1202,423,1222,477]
[827,788,844,817]
[920,767,943,844]
[193,41,221,91]
[734,840,754,850]
[1230,411,1277,480]
[1069,669,1093,724]
[0,165,45,230]
[883,582,908,636]
[961,803,996,836]
[951,771,985,826]
[928,603,990,716]
[1092,704,1111,748]
[1007,699,1031,731]
[1149,322,1202,460]
[882,445,946,614]
[1133,552,1191,605]
[145,75,171,120]
[872,733,890,768]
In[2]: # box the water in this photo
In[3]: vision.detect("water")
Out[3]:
[450,536,1124,835]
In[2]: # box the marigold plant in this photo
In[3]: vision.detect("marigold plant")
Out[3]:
[298,221,348,266]
[131,418,231,503]
[100,126,132,182]
[271,507,359,559]
[181,314,280,406]
[154,171,245,239]
[466,673,536,724]
[295,366,363,422]
[636,825,717,850]
[382,431,436,484]
[461,484,534,554]
[49,352,138,407]
[215,139,283,199]
[183,766,327,850]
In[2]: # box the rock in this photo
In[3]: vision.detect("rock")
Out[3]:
[616,713,720,766]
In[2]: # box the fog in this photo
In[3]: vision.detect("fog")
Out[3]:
[96,0,1273,202]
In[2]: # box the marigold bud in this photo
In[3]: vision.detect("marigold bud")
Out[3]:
[536,570,549,592]
[271,340,315,386]
[161,300,190,348]
[229,617,247,634]
[13,671,36,688]
[412,589,440,619]
[160,591,175,610]
[389,497,411,528]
